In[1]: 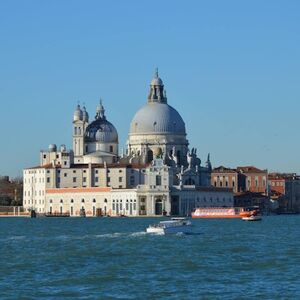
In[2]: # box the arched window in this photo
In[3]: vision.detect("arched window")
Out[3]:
[93,199,96,203]
[147,150,153,163]
[70,199,74,203]
[60,199,63,203]
[81,199,85,203]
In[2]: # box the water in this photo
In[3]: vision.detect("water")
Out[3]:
[0,216,299,299]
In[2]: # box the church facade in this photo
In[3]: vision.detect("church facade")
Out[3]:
[23,71,233,217]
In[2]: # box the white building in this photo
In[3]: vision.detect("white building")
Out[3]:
[23,71,234,216]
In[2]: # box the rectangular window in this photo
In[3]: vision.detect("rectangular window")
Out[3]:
[156,175,162,186]
[47,177,50,183]
[119,177,122,182]
[83,177,87,182]
[64,173,67,177]
[73,177,77,183]
[95,170,98,174]
[130,176,135,185]
[43,154,46,159]
[95,177,98,182]
[107,177,110,182]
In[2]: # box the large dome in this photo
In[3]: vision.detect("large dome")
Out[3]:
[129,102,186,135]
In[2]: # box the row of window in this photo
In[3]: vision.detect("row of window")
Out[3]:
[112,199,136,203]
[25,177,45,184]
[214,181,234,187]
[24,170,45,175]
[24,199,45,205]
[112,202,136,212]
[55,176,124,183]
[49,198,108,204]
[24,190,45,197]
[247,180,266,187]
[271,182,284,187]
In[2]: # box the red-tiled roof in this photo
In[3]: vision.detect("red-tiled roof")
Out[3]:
[237,166,267,173]
[212,166,237,173]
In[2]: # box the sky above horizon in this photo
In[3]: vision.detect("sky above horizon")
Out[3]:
[0,0,300,178]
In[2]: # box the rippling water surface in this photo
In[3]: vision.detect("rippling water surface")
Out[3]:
[0,216,299,299]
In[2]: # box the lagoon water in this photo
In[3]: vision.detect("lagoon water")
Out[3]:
[0,216,299,299]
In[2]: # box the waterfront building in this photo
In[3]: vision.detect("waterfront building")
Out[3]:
[23,71,234,216]
[268,173,300,213]
[212,165,268,195]
[211,166,245,193]
[237,166,268,195]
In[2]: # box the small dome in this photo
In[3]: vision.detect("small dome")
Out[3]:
[151,76,163,86]
[129,102,186,135]
[48,144,57,152]
[85,119,118,143]
[82,106,89,122]
[60,144,66,152]
[73,105,83,121]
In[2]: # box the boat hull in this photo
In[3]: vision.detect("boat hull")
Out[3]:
[146,225,193,234]
[192,207,253,219]
[242,216,262,221]
[146,218,193,235]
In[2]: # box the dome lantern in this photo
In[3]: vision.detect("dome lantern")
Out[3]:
[95,99,106,120]
[148,68,167,104]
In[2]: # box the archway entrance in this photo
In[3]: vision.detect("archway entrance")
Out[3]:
[155,199,163,215]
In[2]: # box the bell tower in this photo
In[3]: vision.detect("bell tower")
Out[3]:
[72,104,89,163]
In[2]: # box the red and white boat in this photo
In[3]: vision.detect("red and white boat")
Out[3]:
[191,207,256,219]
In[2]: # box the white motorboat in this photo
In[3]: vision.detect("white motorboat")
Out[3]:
[146,218,193,234]
[242,215,262,221]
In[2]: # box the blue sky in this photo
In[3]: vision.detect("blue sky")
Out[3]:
[0,0,300,177]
